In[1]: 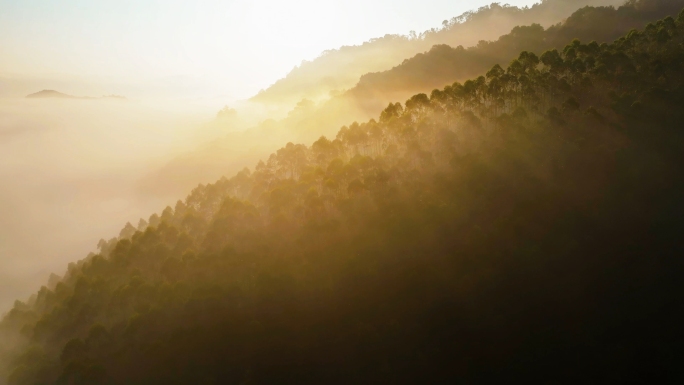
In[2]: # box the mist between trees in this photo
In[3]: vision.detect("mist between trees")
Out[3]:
[156,0,684,202]
[2,6,684,383]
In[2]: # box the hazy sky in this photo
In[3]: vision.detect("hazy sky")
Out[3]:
[0,0,539,100]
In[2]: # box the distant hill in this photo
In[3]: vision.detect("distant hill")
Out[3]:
[25,90,76,99]
[250,0,624,106]
[26,89,126,100]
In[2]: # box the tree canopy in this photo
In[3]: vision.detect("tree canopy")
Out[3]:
[3,6,684,385]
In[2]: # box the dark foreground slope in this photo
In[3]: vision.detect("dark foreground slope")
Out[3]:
[4,9,684,385]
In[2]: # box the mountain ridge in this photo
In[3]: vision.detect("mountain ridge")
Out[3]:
[249,0,625,106]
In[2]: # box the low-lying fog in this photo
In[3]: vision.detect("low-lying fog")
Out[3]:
[0,97,230,313]
[0,0,632,317]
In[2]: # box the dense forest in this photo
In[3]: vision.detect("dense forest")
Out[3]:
[3,5,684,385]
[148,0,684,201]
[350,0,684,103]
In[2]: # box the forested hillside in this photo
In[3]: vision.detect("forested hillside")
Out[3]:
[4,6,684,385]
[147,0,684,201]
[350,0,684,103]
[250,0,624,106]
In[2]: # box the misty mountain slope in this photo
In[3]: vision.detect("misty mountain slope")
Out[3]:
[250,0,624,106]
[3,8,684,384]
[346,0,684,117]
[142,0,684,202]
